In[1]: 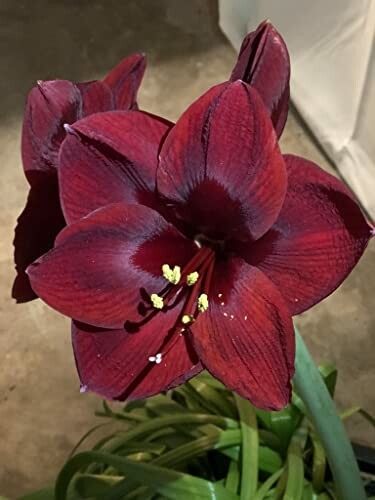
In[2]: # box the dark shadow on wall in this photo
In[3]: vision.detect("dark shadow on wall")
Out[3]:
[0,0,228,121]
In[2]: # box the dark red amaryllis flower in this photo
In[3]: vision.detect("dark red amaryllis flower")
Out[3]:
[13,54,146,302]
[26,81,372,410]
[230,20,290,138]
[14,20,288,304]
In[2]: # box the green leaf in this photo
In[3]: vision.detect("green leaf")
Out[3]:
[317,494,333,500]
[96,400,146,422]
[188,379,237,418]
[356,408,375,427]
[195,371,226,391]
[199,441,281,474]
[257,405,301,452]
[302,482,319,500]
[310,428,326,492]
[153,429,241,467]
[292,390,307,415]
[283,420,308,500]
[270,406,302,451]
[68,422,112,458]
[175,384,219,415]
[255,408,272,429]
[97,429,242,498]
[146,394,190,416]
[55,451,239,500]
[253,468,284,500]
[225,460,240,494]
[259,429,283,452]
[102,413,237,455]
[74,474,122,497]
[275,466,288,498]
[122,399,147,413]
[340,406,375,427]
[318,364,337,398]
[235,395,259,499]
[259,446,283,474]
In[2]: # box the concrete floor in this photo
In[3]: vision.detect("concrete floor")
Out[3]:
[0,1,374,497]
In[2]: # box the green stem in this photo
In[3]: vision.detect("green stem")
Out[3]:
[293,327,366,500]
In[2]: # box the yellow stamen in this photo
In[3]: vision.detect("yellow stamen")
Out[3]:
[186,271,199,286]
[150,293,164,309]
[198,293,209,312]
[182,314,193,324]
[162,264,181,285]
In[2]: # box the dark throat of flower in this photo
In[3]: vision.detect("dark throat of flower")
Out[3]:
[146,245,215,365]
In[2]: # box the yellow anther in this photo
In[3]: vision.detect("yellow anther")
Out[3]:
[162,264,181,285]
[198,293,209,312]
[150,293,164,309]
[182,314,193,324]
[186,271,199,286]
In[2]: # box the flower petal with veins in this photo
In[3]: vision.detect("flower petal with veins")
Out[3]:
[191,256,295,411]
[157,81,287,242]
[72,317,201,401]
[238,155,372,314]
[27,202,196,329]
[230,21,290,138]
[59,110,172,224]
[104,53,146,109]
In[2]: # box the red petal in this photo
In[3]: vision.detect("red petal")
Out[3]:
[76,81,114,116]
[22,80,82,183]
[59,111,172,224]
[27,203,195,329]
[12,176,65,302]
[103,54,146,110]
[157,81,286,242]
[240,155,372,314]
[230,21,290,138]
[192,257,294,410]
[72,317,201,401]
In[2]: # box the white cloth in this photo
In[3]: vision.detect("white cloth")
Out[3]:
[219,0,375,220]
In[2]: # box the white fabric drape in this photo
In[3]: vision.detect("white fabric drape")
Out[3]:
[219,0,375,220]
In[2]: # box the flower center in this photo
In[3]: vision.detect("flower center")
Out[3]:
[147,245,215,365]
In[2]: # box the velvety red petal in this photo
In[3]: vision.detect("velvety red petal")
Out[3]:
[72,317,201,401]
[12,176,66,302]
[239,155,372,315]
[157,81,287,242]
[76,80,114,116]
[191,257,294,411]
[59,111,172,224]
[27,202,196,329]
[103,54,146,110]
[230,21,290,138]
[21,80,82,183]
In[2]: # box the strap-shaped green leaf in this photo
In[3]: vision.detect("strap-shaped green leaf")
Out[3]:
[55,451,239,500]
[225,460,240,494]
[253,468,284,500]
[310,428,326,493]
[283,420,308,500]
[235,395,259,499]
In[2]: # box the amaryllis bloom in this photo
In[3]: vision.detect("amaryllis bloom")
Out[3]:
[13,54,146,302]
[13,20,288,304]
[230,20,290,138]
[27,81,372,410]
